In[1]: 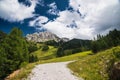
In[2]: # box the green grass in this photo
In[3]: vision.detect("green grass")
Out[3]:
[10,50,91,80]
[68,46,120,80]
[37,51,92,63]
[31,46,57,60]
[11,46,120,80]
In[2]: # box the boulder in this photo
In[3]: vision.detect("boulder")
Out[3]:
[110,61,120,80]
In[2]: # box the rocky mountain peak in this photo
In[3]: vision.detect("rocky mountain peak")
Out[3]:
[26,31,69,42]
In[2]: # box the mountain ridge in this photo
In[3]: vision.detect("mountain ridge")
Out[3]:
[26,31,69,42]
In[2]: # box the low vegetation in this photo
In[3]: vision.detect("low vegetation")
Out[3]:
[30,46,57,60]
[68,46,120,80]
[41,45,49,51]
[56,39,91,57]
[9,51,91,80]
[1,28,120,80]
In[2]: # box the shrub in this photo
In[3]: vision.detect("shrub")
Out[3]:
[28,42,38,53]
[64,50,72,55]
[20,62,28,68]
[56,47,64,57]
[41,45,49,51]
[72,48,81,54]
[29,55,38,63]
[112,48,120,59]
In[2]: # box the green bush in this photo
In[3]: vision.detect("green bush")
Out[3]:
[56,47,64,57]
[42,45,49,51]
[112,48,120,59]
[64,50,72,55]
[20,62,28,68]
[72,48,81,54]
[28,42,38,53]
[29,55,38,63]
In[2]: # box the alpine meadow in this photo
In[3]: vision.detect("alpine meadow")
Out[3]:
[0,0,120,80]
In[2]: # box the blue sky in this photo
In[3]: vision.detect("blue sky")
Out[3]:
[0,0,120,39]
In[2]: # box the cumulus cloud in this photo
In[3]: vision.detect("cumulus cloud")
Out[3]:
[30,0,120,39]
[38,0,44,6]
[93,2,120,34]
[69,0,120,35]
[47,2,59,15]
[24,0,120,39]
[43,10,93,39]
[1,0,119,39]
[0,0,37,22]
[29,16,48,27]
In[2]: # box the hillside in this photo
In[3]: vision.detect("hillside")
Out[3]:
[1,29,120,80]
[0,0,120,80]
[8,46,120,80]
[56,38,91,57]
[68,46,120,80]
[8,48,91,80]
[30,46,57,60]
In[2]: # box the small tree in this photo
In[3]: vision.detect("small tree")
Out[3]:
[29,55,38,63]
[91,41,98,53]
[28,42,38,53]
[56,47,64,57]
[41,45,49,51]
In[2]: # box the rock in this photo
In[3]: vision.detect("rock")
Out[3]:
[110,61,120,80]
[79,68,82,71]
[26,31,69,43]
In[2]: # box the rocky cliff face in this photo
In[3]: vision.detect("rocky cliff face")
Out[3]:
[26,31,69,42]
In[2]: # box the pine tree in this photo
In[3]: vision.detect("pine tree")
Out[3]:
[0,27,29,79]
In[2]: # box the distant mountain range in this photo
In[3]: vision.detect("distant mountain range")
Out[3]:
[26,31,69,42]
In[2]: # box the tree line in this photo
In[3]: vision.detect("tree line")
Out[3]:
[1,27,119,79]
[56,39,91,57]
[0,28,38,79]
[91,29,120,53]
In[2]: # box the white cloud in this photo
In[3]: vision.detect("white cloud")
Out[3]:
[29,16,48,27]
[69,0,120,35]
[38,0,44,6]
[30,0,120,39]
[47,2,59,15]
[43,10,93,39]
[0,0,37,22]
[44,20,76,39]
[43,0,120,39]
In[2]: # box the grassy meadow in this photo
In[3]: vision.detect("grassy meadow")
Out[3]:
[10,46,92,80]
[68,46,120,80]
[11,46,120,80]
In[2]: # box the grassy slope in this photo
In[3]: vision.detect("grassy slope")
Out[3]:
[68,46,120,80]
[11,46,120,80]
[31,46,57,60]
[11,47,91,80]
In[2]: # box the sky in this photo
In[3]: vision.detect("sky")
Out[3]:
[0,0,120,39]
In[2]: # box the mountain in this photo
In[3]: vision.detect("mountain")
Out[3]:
[56,38,92,57]
[59,38,70,42]
[60,38,91,50]
[26,31,69,42]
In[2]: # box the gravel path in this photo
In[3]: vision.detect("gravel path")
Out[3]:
[27,61,83,80]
